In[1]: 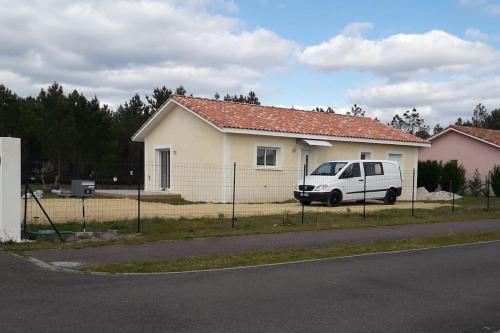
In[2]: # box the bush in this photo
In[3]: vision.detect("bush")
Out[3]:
[491,165,500,197]
[466,169,484,196]
[418,160,442,191]
[440,160,466,194]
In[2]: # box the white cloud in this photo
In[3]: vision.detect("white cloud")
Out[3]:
[465,28,490,41]
[296,22,500,125]
[487,3,500,15]
[346,76,500,125]
[457,0,500,15]
[341,22,374,37]
[465,28,500,42]
[0,0,297,106]
[298,28,500,76]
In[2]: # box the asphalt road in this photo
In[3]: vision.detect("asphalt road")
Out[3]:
[2,241,500,332]
[28,219,500,266]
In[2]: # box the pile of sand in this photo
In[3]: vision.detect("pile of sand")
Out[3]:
[417,187,462,201]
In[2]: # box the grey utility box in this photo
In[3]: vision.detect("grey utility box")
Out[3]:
[71,180,96,197]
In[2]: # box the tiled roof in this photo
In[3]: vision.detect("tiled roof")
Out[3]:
[447,125,500,147]
[170,95,428,144]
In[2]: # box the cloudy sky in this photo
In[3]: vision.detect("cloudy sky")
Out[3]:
[1,0,500,125]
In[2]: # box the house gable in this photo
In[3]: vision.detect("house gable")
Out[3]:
[132,99,222,142]
[420,129,500,178]
[428,125,500,149]
[144,104,224,166]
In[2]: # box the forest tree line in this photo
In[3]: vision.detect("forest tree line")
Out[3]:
[0,81,498,184]
[0,83,262,183]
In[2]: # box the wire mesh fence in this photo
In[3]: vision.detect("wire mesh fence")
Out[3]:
[21,161,500,238]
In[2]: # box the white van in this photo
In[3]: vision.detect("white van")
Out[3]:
[293,160,402,206]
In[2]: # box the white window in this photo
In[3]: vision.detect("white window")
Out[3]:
[257,147,278,167]
[360,152,371,160]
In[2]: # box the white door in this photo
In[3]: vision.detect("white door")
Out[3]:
[339,162,365,201]
[388,154,403,168]
[362,161,386,199]
[388,153,404,179]
[159,149,170,190]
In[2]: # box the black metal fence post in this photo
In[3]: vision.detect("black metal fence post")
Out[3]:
[450,179,455,212]
[137,180,141,233]
[301,164,306,224]
[23,181,28,239]
[231,162,236,229]
[487,172,491,211]
[412,168,415,217]
[26,184,64,242]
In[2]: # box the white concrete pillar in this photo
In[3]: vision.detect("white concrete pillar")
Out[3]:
[0,137,21,242]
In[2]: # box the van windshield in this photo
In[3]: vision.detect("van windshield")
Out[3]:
[310,162,347,176]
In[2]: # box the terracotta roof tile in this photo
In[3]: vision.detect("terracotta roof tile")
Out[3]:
[170,95,428,144]
[448,125,500,147]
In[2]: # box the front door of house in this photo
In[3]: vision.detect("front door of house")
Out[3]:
[159,149,170,190]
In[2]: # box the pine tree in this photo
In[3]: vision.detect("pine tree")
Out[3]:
[472,103,488,128]
[485,109,500,130]
[175,86,186,96]
[467,169,484,196]
[433,124,443,134]
[246,91,260,105]
[223,91,260,105]
[37,82,75,181]
[113,94,148,167]
[146,86,172,111]
[347,104,365,116]
[390,108,429,136]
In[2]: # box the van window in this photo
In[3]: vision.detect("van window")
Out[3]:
[364,162,383,176]
[340,162,361,178]
[311,162,347,176]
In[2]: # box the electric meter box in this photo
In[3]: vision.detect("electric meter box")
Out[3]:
[71,180,96,197]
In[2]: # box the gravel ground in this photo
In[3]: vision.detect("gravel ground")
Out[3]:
[22,198,447,224]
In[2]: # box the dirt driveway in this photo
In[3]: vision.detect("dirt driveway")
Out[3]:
[23,197,447,224]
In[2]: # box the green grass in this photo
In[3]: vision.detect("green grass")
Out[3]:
[81,231,500,273]
[3,196,499,252]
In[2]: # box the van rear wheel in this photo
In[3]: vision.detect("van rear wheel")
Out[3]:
[384,189,397,205]
[327,190,342,207]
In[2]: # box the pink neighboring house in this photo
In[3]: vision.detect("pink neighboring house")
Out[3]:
[419,125,500,179]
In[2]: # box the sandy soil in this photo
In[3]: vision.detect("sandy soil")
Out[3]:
[22,197,448,224]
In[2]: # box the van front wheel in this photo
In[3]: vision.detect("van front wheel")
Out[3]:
[327,190,342,207]
[384,189,397,205]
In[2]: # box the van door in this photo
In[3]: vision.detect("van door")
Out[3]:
[363,161,386,199]
[338,162,364,201]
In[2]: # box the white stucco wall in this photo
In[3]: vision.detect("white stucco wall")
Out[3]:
[144,105,224,202]
[0,137,21,242]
